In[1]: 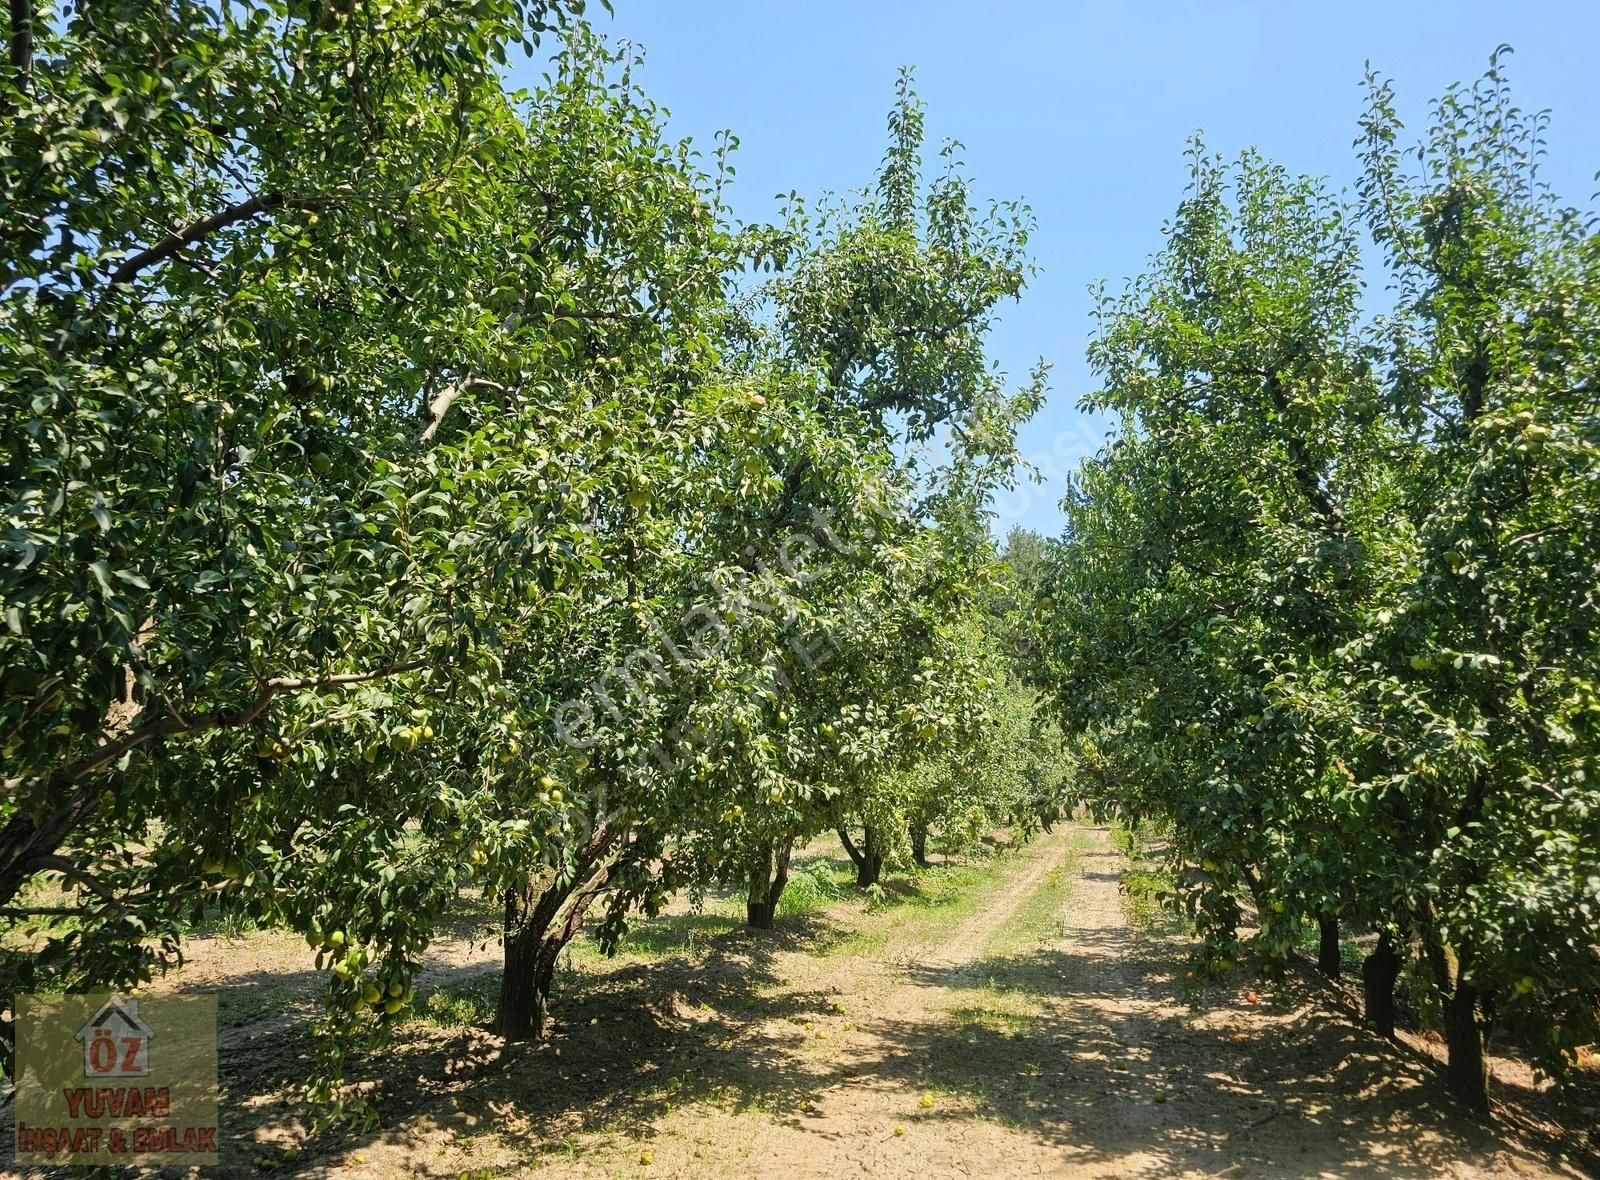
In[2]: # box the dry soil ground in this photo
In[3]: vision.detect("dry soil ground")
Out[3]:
[11,824,1597,1178]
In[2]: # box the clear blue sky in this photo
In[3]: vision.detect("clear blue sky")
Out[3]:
[544,2,1600,538]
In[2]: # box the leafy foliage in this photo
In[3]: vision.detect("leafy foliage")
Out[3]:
[1032,51,1600,1111]
[0,6,1047,1111]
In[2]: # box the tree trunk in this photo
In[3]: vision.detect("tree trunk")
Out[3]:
[8,0,34,93]
[745,871,774,929]
[745,837,793,929]
[910,824,930,869]
[857,853,882,888]
[1362,931,1401,1038]
[837,826,860,868]
[496,915,555,1040]
[1317,913,1342,979]
[836,824,883,887]
[1422,923,1490,1115]
[856,825,883,888]
[497,883,606,1040]
[496,825,618,1041]
[1239,865,1267,915]
[770,837,792,915]
[1442,980,1490,1115]
[1238,865,1288,974]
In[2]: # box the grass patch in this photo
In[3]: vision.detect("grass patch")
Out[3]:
[182,902,273,941]
[777,861,852,918]
[1121,866,1171,934]
[557,896,744,966]
[985,839,1085,958]
[612,911,742,958]
[947,980,1045,1036]
[823,834,1081,959]
[821,859,999,956]
[1110,819,1181,936]
[415,974,499,1029]
[219,980,311,1028]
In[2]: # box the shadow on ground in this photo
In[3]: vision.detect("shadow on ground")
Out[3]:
[205,855,1595,1179]
[214,911,854,1175]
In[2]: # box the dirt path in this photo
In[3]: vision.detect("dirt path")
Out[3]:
[461,825,1584,1179]
[913,827,1069,971]
[92,825,1590,1178]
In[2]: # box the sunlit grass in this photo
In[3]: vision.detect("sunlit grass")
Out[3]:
[947,979,1045,1036]
[1110,819,1182,936]
[777,860,853,917]
[983,836,1086,958]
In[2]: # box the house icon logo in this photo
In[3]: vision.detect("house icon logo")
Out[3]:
[73,996,155,1078]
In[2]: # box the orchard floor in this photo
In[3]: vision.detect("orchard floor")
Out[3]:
[47,826,1600,1178]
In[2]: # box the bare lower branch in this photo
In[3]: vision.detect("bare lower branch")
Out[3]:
[263,661,428,693]
[0,657,432,909]
[23,854,122,908]
[106,192,322,287]
[418,378,508,443]
[15,660,428,814]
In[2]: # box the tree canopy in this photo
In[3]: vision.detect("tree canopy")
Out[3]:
[6,2,1594,1131]
[1,4,1058,1104]
[1030,50,1600,1112]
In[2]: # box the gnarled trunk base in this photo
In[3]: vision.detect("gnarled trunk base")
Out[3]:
[745,837,793,929]
[496,825,619,1041]
[496,920,557,1040]
[838,823,883,888]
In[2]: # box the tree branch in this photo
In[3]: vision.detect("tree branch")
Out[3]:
[8,0,32,92]
[0,658,430,909]
[417,378,508,444]
[1262,371,1345,530]
[23,854,122,909]
[836,826,864,869]
[106,192,319,287]
[262,662,427,693]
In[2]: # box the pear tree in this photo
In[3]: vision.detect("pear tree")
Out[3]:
[1032,56,1600,1116]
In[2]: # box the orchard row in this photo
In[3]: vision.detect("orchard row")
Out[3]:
[1028,55,1600,1114]
[0,0,1060,1103]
